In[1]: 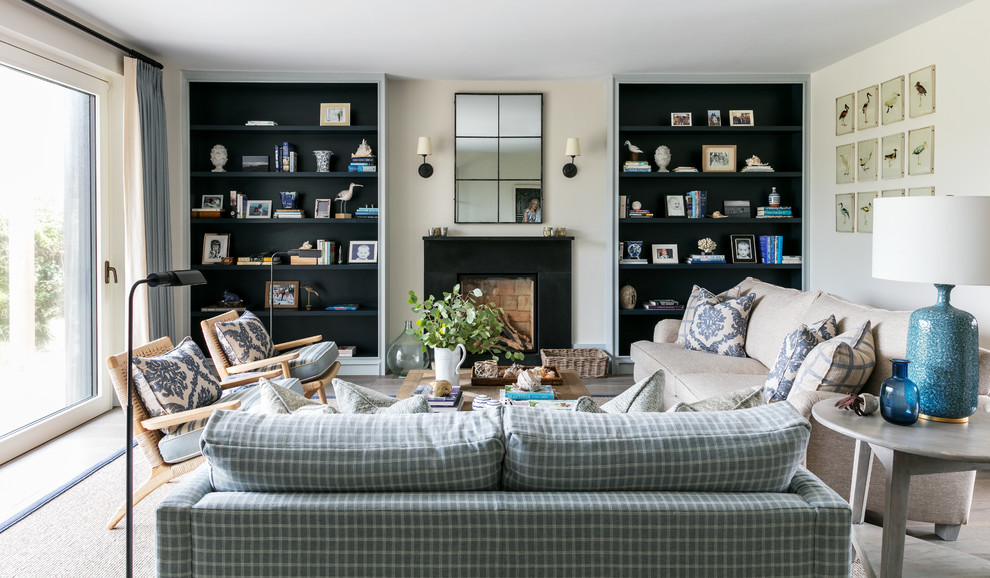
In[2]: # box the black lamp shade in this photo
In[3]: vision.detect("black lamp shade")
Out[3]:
[146,269,206,287]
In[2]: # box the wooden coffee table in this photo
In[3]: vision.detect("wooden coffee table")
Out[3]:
[398,368,591,411]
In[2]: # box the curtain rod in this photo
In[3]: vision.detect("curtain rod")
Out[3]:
[21,0,164,69]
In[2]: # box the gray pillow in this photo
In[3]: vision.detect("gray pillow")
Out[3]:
[257,378,337,414]
[667,385,765,413]
[573,370,665,413]
[333,379,432,414]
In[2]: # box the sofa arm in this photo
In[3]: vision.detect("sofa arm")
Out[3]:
[157,467,213,578]
[653,319,680,343]
[788,467,852,575]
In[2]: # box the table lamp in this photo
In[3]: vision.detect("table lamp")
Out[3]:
[872,196,990,423]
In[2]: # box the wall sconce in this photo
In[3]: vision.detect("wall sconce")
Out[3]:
[563,137,580,178]
[417,136,433,178]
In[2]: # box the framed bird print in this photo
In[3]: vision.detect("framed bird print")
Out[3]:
[881,133,904,179]
[836,143,855,184]
[856,191,877,233]
[857,138,878,182]
[908,126,934,175]
[909,186,935,196]
[909,65,935,117]
[881,189,905,198]
[835,193,855,233]
[836,93,854,136]
[880,75,904,125]
[857,85,878,130]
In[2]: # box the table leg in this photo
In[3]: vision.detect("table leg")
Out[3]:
[880,450,910,578]
[850,439,872,524]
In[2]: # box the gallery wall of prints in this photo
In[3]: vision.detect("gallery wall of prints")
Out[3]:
[833,64,935,234]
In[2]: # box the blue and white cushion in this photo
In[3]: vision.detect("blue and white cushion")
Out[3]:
[214,310,276,365]
[681,289,756,357]
[676,284,743,345]
[574,370,665,413]
[332,379,432,414]
[131,337,223,433]
[791,320,876,396]
[763,315,838,402]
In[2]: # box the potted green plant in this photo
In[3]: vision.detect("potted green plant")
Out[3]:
[407,284,524,387]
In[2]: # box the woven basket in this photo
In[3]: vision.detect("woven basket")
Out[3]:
[540,348,609,378]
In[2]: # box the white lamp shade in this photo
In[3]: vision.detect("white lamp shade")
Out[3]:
[564,137,580,157]
[872,196,990,286]
[416,136,432,156]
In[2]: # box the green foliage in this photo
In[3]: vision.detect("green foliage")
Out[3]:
[0,210,64,346]
[407,284,524,362]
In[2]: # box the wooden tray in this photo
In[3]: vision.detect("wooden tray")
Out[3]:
[470,365,563,387]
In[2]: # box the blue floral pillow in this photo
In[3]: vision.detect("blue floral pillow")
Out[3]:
[763,315,837,402]
[131,337,223,433]
[676,284,743,345]
[214,310,276,365]
[681,290,756,357]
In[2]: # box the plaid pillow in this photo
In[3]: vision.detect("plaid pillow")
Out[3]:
[214,310,276,365]
[791,321,876,396]
[676,284,743,345]
[131,337,223,433]
[681,290,756,357]
[763,315,838,402]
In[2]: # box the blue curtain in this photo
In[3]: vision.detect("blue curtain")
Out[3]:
[136,61,174,340]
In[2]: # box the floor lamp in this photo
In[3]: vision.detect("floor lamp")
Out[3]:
[125,269,206,577]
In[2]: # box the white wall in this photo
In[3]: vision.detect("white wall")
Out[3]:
[809,1,990,344]
[387,79,608,347]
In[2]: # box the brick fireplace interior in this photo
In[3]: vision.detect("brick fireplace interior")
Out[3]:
[460,276,536,352]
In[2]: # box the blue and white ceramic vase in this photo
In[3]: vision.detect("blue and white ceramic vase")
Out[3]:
[313,150,333,173]
[627,241,643,259]
[880,358,920,426]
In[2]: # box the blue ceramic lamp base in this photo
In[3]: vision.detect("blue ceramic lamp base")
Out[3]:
[906,284,980,423]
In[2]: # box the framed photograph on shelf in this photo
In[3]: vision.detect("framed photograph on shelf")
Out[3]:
[729,110,754,126]
[319,102,351,126]
[836,93,854,135]
[857,84,878,130]
[881,133,904,179]
[701,144,736,172]
[908,125,934,175]
[881,76,904,125]
[651,244,678,264]
[857,138,877,182]
[246,200,272,218]
[348,240,378,263]
[314,198,332,218]
[670,112,692,126]
[201,194,223,209]
[723,200,751,218]
[909,64,935,117]
[836,142,855,184]
[265,281,299,309]
[707,110,721,126]
[729,235,757,263]
[665,195,686,217]
[857,191,877,233]
[201,233,230,264]
[835,193,855,233]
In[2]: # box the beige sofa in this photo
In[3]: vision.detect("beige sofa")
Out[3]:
[630,276,990,539]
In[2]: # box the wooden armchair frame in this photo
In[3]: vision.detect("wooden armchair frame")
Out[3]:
[200,310,338,404]
[104,336,274,529]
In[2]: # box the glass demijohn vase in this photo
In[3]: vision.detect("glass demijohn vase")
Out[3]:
[880,358,920,426]
[386,321,429,377]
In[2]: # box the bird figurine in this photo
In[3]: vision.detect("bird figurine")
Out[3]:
[838,103,849,126]
[302,284,319,311]
[624,140,644,161]
[912,141,928,165]
[839,202,850,223]
[335,183,363,216]
[914,81,927,105]
[861,92,872,122]
[883,91,900,114]
[839,154,850,176]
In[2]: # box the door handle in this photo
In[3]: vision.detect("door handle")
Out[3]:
[104,261,118,284]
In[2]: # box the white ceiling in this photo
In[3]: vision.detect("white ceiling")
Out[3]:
[48,0,971,79]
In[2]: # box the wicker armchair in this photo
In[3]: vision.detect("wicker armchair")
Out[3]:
[104,336,275,529]
[200,310,339,404]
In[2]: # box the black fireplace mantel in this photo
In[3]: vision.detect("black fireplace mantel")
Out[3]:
[423,236,572,365]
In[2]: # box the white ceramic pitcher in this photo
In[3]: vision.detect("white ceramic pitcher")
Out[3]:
[433,344,467,387]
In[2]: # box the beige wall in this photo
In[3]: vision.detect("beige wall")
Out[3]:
[387,79,608,347]
[808,1,990,344]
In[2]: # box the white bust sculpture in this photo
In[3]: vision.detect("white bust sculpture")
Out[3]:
[352,139,374,158]
[210,144,228,172]
[654,145,671,172]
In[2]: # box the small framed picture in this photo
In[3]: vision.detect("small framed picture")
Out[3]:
[729,110,754,126]
[671,112,692,126]
[881,133,904,179]
[881,189,905,198]
[730,235,757,263]
[857,138,878,182]
[857,85,878,130]
[201,194,223,210]
[701,144,737,172]
[723,200,751,218]
[908,186,935,197]
[665,195,686,217]
[880,76,904,125]
[246,200,272,218]
[907,125,934,175]
[835,192,855,233]
[265,281,299,309]
[707,110,721,126]
[241,155,269,172]
[836,93,854,136]
[651,244,678,264]
[909,64,935,118]
[320,102,351,126]
[856,192,877,233]
[314,198,333,218]
[348,240,378,263]
[836,142,855,184]
[202,233,230,264]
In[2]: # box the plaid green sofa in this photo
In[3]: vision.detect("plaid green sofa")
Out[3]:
[157,402,850,577]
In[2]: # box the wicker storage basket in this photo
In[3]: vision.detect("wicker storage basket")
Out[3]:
[539,348,609,378]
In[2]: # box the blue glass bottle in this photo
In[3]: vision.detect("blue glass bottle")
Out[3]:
[880,358,920,426]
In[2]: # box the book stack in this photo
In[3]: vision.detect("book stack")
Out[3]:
[231,191,248,218]
[673,166,698,172]
[622,160,651,172]
[684,190,707,218]
[756,206,793,218]
[503,384,555,401]
[619,258,648,264]
[273,209,304,219]
[500,397,577,411]
[781,255,802,265]
[643,299,685,311]
[686,254,727,264]
[355,206,379,219]
[348,155,377,172]
[289,248,322,265]
[236,255,273,266]
[316,239,339,264]
[337,345,356,357]
[413,385,464,412]
[759,235,784,264]
[275,142,297,172]
[627,207,653,218]
[191,208,222,218]
[245,120,277,126]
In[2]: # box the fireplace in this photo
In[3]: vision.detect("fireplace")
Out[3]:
[423,236,572,365]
